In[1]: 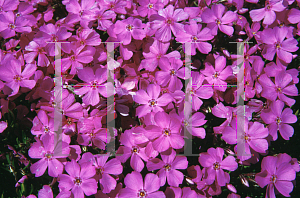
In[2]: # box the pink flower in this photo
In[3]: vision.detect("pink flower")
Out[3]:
[0,0,19,13]
[201,56,233,92]
[133,84,173,118]
[261,100,297,140]
[61,45,95,74]
[93,8,116,31]
[137,0,164,18]
[80,152,123,193]
[38,185,53,198]
[0,11,31,39]
[255,155,296,198]
[116,130,149,172]
[259,72,298,106]
[74,67,113,106]
[29,134,69,177]
[150,5,189,42]
[58,159,97,198]
[176,21,214,55]
[0,58,36,96]
[201,4,237,36]
[261,27,298,63]
[222,118,269,155]
[139,39,180,72]
[31,110,54,137]
[250,0,286,25]
[186,71,214,111]
[118,171,165,198]
[24,41,50,67]
[155,58,186,92]
[145,111,184,152]
[71,28,101,47]
[199,147,238,186]
[114,17,146,45]
[147,149,188,187]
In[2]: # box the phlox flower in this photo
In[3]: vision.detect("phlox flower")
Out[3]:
[58,159,97,198]
[114,17,146,45]
[155,58,186,92]
[199,147,238,186]
[261,27,298,63]
[201,4,237,36]
[98,0,127,15]
[0,58,36,96]
[29,134,69,177]
[80,152,123,193]
[186,71,213,111]
[150,5,189,42]
[147,149,188,187]
[31,110,54,137]
[255,155,296,198]
[93,8,116,31]
[250,0,286,25]
[222,118,269,156]
[61,45,96,74]
[118,171,165,198]
[261,100,297,140]
[38,185,53,198]
[137,0,164,18]
[139,39,180,72]
[259,72,298,106]
[74,67,113,106]
[145,111,184,152]
[24,41,50,67]
[176,21,214,55]
[116,130,149,172]
[134,84,173,118]
[0,0,19,13]
[201,56,233,92]
[0,11,31,39]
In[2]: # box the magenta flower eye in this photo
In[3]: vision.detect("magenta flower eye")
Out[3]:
[270,175,277,183]
[164,164,171,171]
[138,189,146,197]
[276,117,282,124]
[170,69,176,75]
[13,75,22,81]
[74,178,82,185]
[9,23,16,29]
[163,128,170,136]
[213,162,220,170]
[166,19,173,25]
[126,24,133,31]
[44,153,52,159]
[147,4,153,9]
[44,126,49,133]
[215,19,221,25]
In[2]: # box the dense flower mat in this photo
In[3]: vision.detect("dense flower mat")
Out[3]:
[0,0,300,197]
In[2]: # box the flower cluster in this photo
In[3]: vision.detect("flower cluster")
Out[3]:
[0,0,299,198]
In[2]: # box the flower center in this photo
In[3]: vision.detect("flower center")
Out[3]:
[213,162,220,170]
[213,72,219,78]
[148,4,153,9]
[149,99,157,107]
[9,23,16,29]
[266,5,271,10]
[163,128,170,136]
[244,134,250,141]
[80,40,85,45]
[16,13,21,17]
[70,56,76,61]
[170,69,176,75]
[183,120,189,126]
[44,126,50,133]
[44,153,52,159]
[275,43,281,49]
[67,118,72,125]
[164,164,171,171]
[276,117,282,124]
[96,166,104,175]
[271,175,277,183]
[126,24,133,31]
[74,178,82,185]
[132,146,139,153]
[92,82,98,89]
[191,36,198,42]
[216,19,221,25]
[277,87,282,92]
[14,75,22,81]
[138,190,147,197]
[166,19,173,25]
[157,54,161,59]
